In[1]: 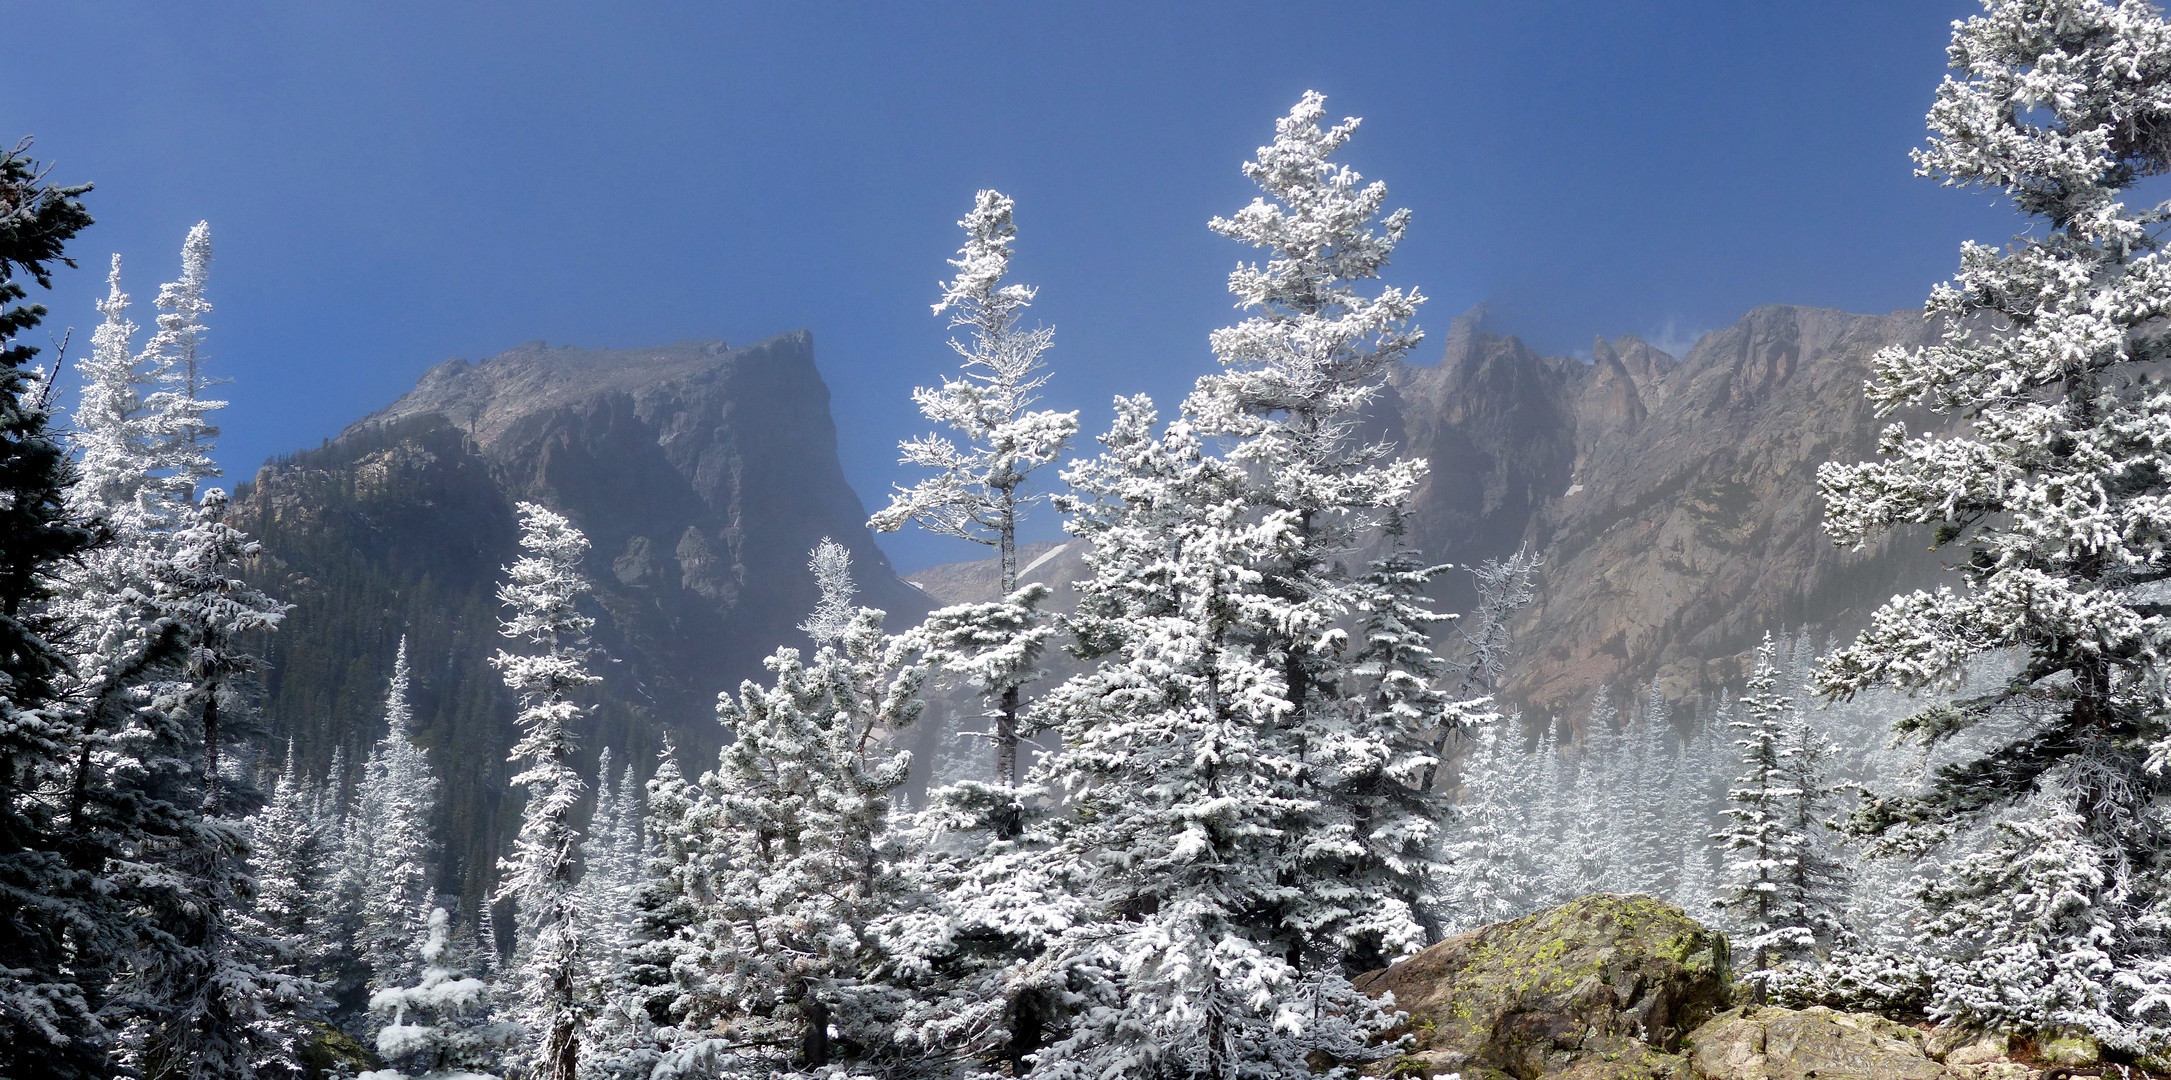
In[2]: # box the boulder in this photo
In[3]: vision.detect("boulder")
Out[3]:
[2034,1032,2099,1068]
[1925,1028,2008,1067]
[1685,1006,1948,1080]
[1353,894,1732,1079]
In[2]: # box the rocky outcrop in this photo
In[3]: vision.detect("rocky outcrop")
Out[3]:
[1354,898,2093,1080]
[1687,1007,1947,1080]
[1387,304,1950,719]
[235,333,929,907]
[1351,894,1732,1080]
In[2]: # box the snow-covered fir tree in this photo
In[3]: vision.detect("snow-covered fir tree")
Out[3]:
[247,741,335,970]
[1718,637,1806,992]
[1814,0,2171,1052]
[675,603,924,1072]
[493,503,600,1080]
[140,220,219,501]
[620,742,698,1042]
[0,141,111,1080]
[361,907,520,1080]
[1182,90,1450,979]
[576,750,649,1072]
[796,537,856,648]
[354,637,442,997]
[870,189,1076,795]
[1342,510,1491,954]
[1424,547,1541,792]
[1031,395,1394,1080]
[1437,720,1538,935]
[1629,680,1680,896]
[116,488,308,1080]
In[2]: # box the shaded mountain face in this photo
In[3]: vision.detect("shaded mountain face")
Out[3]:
[1424,304,1949,719]
[235,332,927,905]
[909,304,1950,731]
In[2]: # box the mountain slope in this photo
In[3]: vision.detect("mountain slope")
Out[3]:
[235,332,928,905]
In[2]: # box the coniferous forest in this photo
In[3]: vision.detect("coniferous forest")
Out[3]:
[12,3,2171,1078]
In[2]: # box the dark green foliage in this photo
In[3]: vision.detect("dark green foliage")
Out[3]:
[233,416,665,927]
[0,138,113,1080]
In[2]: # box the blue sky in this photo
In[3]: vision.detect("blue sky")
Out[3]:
[14,1,2003,571]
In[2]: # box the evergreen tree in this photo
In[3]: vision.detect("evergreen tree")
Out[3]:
[247,741,331,961]
[493,503,599,1080]
[1630,680,1679,896]
[117,489,306,1080]
[1031,396,1392,1080]
[796,537,856,649]
[1437,721,1535,935]
[1815,0,2171,1051]
[140,221,218,502]
[686,606,924,1071]
[0,136,109,1080]
[1343,511,1488,955]
[1717,637,1802,993]
[1183,91,1443,977]
[356,637,441,997]
[361,907,519,1080]
[1422,548,1541,792]
[622,743,697,1036]
[870,189,1077,794]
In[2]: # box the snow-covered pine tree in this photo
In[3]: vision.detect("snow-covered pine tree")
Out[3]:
[1545,704,1608,902]
[248,741,332,962]
[1423,547,1541,792]
[1184,89,1449,980]
[1717,636,1801,994]
[797,537,856,648]
[870,189,1077,794]
[1030,395,1393,1080]
[1343,509,1489,955]
[1771,698,1850,964]
[574,748,648,1068]
[140,220,219,503]
[0,140,111,1080]
[356,637,442,997]
[684,603,922,1071]
[1814,0,2171,1052]
[1630,679,1680,896]
[1583,687,1637,894]
[475,898,500,982]
[583,758,657,1080]
[1437,721,1534,936]
[621,742,698,1036]
[361,907,520,1080]
[492,503,599,1080]
[118,487,308,1080]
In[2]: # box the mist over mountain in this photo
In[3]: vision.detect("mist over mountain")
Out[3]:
[911,303,1952,730]
[227,301,1955,921]
[234,332,928,906]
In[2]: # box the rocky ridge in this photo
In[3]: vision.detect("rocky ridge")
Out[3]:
[909,303,1952,727]
[236,332,928,905]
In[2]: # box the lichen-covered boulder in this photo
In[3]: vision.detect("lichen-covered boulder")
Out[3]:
[1684,1006,1949,1080]
[1353,894,1733,1080]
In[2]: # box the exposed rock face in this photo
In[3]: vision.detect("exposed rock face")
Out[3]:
[1687,1007,1947,1080]
[913,303,1952,725]
[1351,894,1732,1080]
[1388,304,1949,718]
[235,332,927,905]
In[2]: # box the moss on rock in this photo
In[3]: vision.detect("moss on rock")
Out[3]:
[1354,894,1733,1080]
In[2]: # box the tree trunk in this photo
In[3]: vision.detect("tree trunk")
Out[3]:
[802,990,831,1068]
